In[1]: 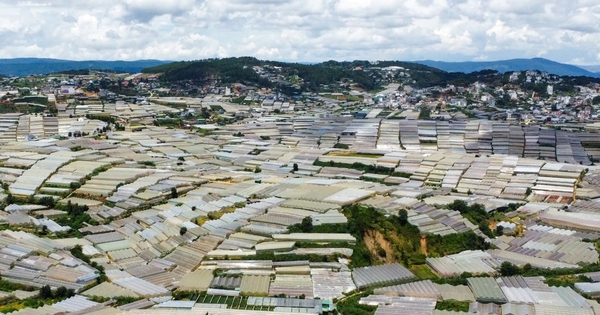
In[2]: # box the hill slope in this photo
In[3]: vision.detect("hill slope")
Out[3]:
[417,58,600,77]
[142,57,464,91]
[0,58,171,76]
[579,65,600,74]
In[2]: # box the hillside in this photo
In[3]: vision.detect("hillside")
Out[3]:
[142,57,385,91]
[142,57,506,91]
[417,58,600,78]
[579,65,600,74]
[0,58,171,76]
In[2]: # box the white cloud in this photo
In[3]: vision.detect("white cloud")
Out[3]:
[0,0,595,64]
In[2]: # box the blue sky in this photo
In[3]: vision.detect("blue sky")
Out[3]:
[0,0,599,65]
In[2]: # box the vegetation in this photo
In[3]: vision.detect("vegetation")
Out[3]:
[313,160,412,178]
[500,261,520,276]
[0,103,47,115]
[12,96,49,106]
[300,217,313,232]
[497,262,600,281]
[69,244,88,260]
[341,204,489,268]
[0,279,36,292]
[446,200,494,238]
[53,201,96,235]
[435,300,470,312]
[398,209,408,226]
[39,285,75,300]
[345,204,413,267]
[0,294,73,313]
[288,223,349,234]
[240,252,341,263]
[418,106,431,119]
[70,245,107,283]
[333,143,350,149]
[410,264,438,280]
[141,58,600,95]
[426,232,489,258]
[143,57,273,88]
[139,161,156,167]
[153,118,184,128]
[336,290,376,315]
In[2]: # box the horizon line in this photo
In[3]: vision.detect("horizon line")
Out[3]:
[0,56,596,67]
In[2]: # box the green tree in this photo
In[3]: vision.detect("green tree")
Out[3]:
[6,194,14,205]
[55,286,67,299]
[398,209,408,226]
[418,106,431,119]
[301,217,313,232]
[39,196,55,208]
[170,187,179,199]
[478,221,494,238]
[179,226,187,236]
[495,225,504,236]
[293,163,299,172]
[39,285,53,299]
[500,261,520,276]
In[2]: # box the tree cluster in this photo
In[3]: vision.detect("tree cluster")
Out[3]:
[39,285,75,300]
[446,200,494,238]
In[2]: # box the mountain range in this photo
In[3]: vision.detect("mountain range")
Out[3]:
[0,57,598,79]
[0,58,171,77]
[417,58,600,78]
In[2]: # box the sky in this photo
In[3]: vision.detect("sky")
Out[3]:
[0,0,599,65]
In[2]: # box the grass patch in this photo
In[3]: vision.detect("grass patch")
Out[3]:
[410,264,438,280]
[208,207,237,220]
[435,300,470,312]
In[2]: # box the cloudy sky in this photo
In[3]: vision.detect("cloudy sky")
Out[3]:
[1,0,599,65]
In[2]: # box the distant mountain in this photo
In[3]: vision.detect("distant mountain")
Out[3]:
[0,58,171,76]
[416,58,600,78]
[578,65,600,74]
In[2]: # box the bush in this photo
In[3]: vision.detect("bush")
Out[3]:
[495,225,504,236]
[300,217,313,232]
[435,300,470,312]
[500,261,520,277]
